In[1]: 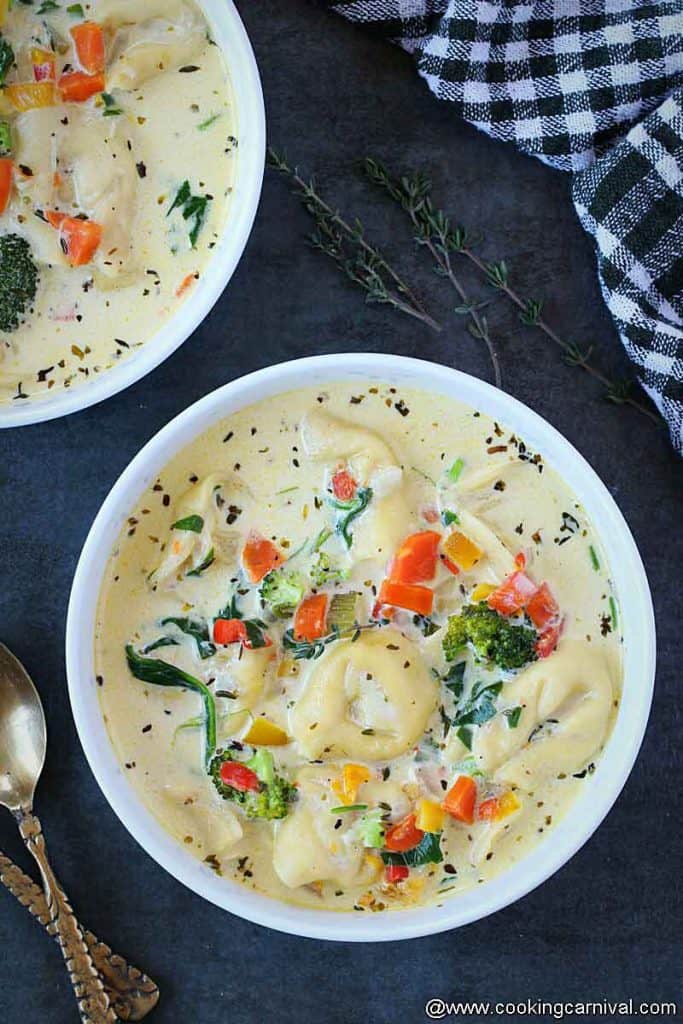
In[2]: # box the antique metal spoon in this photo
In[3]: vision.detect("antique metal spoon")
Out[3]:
[0,643,159,1022]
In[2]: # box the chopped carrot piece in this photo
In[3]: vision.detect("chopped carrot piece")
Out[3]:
[58,71,105,103]
[242,535,283,583]
[331,469,357,501]
[378,579,434,617]
[293,594,328,642]
[442,531,483,572]
[175,272,197,298]
[390,530,442,584]
[71,22,105,75]
[213,618,247,645]
[0,158,13,215]
[443,775,477,824]
[384,813,424,853]
[46,213,102,266]
[487,570,538,616]
[5,82,56,111]
[526,582,559,629]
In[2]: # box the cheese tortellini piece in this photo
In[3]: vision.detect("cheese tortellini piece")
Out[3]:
[290,629,438,761]
[473,640,613,789]
[103,0,206,91]
[301,409,411,562]
[272,767,380,889]
[154,473,247,586]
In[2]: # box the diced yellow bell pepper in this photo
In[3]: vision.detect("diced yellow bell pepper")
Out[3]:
[443,531,483,572]
[496,791,521,819]
[331,763,371,805]
[471,582,497,602]
[415,798,445,834]
[5,82,57,112]
[243,718,289,746]
[364,853,383,878]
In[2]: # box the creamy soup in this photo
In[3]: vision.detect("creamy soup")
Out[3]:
[95,382,622,913]
[0,0,235,404]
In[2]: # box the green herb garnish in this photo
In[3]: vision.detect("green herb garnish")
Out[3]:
[172,514,204,532]
[67,3,85,15]
[447,458,464,483]
[441,509,460,526]
[589,545,600,571]
[0,121,11,157]
[198,113,220,131]
[101,91,123,117]
[168,179,212,247]
[504,706,522,728]
[330,804,368,814]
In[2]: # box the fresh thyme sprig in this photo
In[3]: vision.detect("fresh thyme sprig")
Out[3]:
[267,148,440,332]
[362,158,659,425]
[364,159,501,388]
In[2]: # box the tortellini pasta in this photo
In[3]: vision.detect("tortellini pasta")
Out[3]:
[272,767,380,889]
[301,409,412,561]
[473,640,614,789]
[290,629,438,760]
[103,0,206,91]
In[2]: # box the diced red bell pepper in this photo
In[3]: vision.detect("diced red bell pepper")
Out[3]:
[487,570,538,616]
[526,582,559,629]
[515,551,526,569]
[384,864,410,883]
[390,530,442,584]
[377,579,434,617]
[331,469,357,502]
[0,159,13,215]
[213,618,247,646]
[219,761,260,792]
[384,813,424,853]
[443,775,477,824]
[536,621,562,659]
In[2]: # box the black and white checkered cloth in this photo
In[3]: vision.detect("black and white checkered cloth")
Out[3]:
[329,0,683,451]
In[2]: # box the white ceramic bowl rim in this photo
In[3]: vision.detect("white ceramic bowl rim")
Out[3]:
[0,0,265,428]
[66,354,656,942]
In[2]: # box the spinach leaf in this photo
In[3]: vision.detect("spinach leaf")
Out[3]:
[443,661,466,700]
[452,680,503,749]
[0,37,14,86]
[504,706,522,728]
[381,831,443,867]
[125,645,216,765]
[160,617,215,659]
[329,487,372,548]
[172,514,204,532]
[142,636,179,654]
[186,547,214,577]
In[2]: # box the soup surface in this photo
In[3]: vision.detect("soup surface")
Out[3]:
[96,382,622,913]
[0,0,234,405]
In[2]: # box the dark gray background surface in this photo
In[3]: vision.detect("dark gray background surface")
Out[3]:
[1,3,681,1021]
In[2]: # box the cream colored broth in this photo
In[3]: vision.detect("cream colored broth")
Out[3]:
[0,0,234,403]
[95,383,622,913]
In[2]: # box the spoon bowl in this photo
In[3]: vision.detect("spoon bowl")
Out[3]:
[0,644,46,813]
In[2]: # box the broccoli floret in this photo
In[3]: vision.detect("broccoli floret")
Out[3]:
[209,746,297,820]
[355,807,385,849]
[309,550,349,587]
[443,603,537,671]
[260,568,306,617]
[0,235,39,332]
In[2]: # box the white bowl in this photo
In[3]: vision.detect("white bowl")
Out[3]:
[0,0,265,429]
[66,354,656,941]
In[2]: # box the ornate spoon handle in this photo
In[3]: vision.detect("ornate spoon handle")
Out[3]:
[0,849,159,1021]
[17,811,117,1024]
